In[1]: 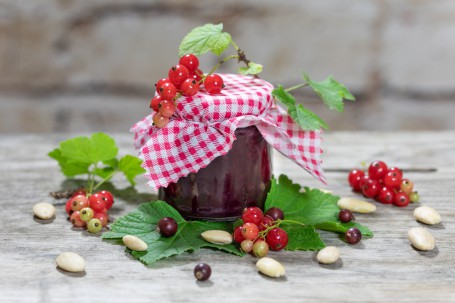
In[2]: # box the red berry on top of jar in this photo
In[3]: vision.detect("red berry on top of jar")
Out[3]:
[204,74,224,94]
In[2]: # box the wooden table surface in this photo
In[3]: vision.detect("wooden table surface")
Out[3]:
[1,132,454,303]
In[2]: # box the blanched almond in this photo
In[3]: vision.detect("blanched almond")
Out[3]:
[317,246,340,264]
[408,227,435,251]
[256,257,285,278]
[201,230,233,245]
[123,235,148,251]
[413,206,441,225]
[338,197,376,213]
[33,202,56,220]
[56,252,86,272]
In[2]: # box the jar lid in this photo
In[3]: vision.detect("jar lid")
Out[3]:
[176,74,274,123]
[132,74,325,190]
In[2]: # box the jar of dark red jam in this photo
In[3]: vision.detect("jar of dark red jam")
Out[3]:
[158,125,272,221]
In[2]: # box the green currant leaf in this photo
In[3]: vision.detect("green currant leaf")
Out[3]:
[118,155,146,186]
[102,201,244,265]
[295,104,329,130]
[282,225,325,251]
[48,148,90,177]
[303,73,355,112]
[315,221,374,237]
[60,132,118,164]
[103,158,119,169]
[178,23,232,57]
[238,62,263,75]
[272,85,329,130]
[271,85,296,108]
[265,175,340,225]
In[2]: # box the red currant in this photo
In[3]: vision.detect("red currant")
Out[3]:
[94,212,109,227]
[204,74,224,94]
[368,160,388,180]
[377,186,394,204]
[400,178,414,195]
[348,169,365,192]
[189,69,203,82]
[150,95,162,112]
[233,226,245,243]
[264,207,284,221]
[242,207,264,225]
[338,209,354,223]
[241,222,259,240]
[265,228,288,251]
[155,78,171,93]
[70,194,89,212]
[65,199,74,216]
[158,217,178,237]
[168,64,189,86]
[358,175,371,192]
[388,167,403,178]
[179,54,199,73]
[71,189,86,198]
[384,170,402,190]
[252,240,269,257]
[240,240,254,253]
[153,113,170,128]
[158,82,177,101]
[345,227,362,244]
[98,190,114,210]
[70,211,86,228]
[393,192,410,207]
[362,178,380,198]
[258,216,274,232]
[180,79,200,96]
[88,193,107,213]
[159,100,176,118]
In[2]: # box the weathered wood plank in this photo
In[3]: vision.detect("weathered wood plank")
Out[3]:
[0,132,454,302]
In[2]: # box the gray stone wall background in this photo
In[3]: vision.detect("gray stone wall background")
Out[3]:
[1,0,454,133]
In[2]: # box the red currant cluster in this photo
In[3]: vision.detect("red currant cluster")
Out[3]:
[150,54,225,128]
[65,189,114,233]
[348,160,420,207]
[233,207,288,257]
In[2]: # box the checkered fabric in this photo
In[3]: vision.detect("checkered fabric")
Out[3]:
[131,74,325,190]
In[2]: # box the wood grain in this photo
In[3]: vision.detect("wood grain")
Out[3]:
[1,132,454,303]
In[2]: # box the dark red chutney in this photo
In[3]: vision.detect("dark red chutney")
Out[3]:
[158,126,272,221]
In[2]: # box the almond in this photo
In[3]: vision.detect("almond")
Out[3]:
[408,227,435,251]
[33,202,56,220]
[338,197,376,213]
[413,206,441,225]
[122,235,148,251]
[317,246,340,264]
[201,230,233,245]
[56,252,86,273]
[256,257,285,278]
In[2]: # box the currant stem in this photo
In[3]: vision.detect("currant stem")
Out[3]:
[205,54,239,79]
[87,163,98,195]
[92,169,119,192]
[230,40,240,51]
[285,83,309,92]
[255,219,305,241]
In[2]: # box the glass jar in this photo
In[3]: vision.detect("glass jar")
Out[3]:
[158,125,272,221]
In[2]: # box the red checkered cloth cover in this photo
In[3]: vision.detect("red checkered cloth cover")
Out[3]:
[131,74,325,190]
